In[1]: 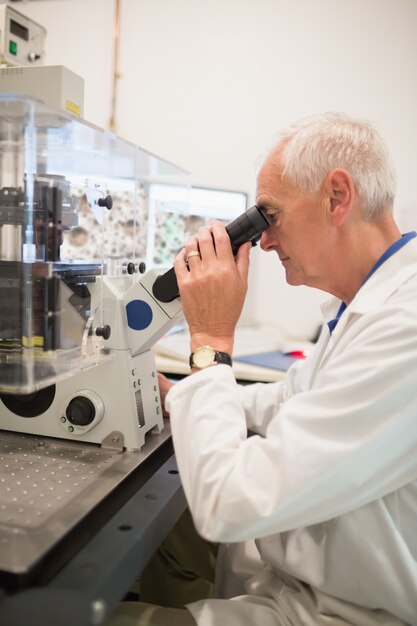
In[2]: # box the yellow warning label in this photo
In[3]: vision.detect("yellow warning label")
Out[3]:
[22,335,44,348]
[66,100,81,116]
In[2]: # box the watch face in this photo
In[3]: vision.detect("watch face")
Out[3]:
[193,346,215,368]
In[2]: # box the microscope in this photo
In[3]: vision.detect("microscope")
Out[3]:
[0,95,189,451]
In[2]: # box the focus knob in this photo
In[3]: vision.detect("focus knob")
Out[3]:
[66,396,95,426]
[28,52,41,62]
[97,195,113,210]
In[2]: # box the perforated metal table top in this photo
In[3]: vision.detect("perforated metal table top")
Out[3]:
[0,426,171,574]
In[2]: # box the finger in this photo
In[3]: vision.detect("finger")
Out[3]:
[235,241,251,281]
[185,236,200,257]
[211,221,234,262]
[174,247,190,282]
[196,225,217,262]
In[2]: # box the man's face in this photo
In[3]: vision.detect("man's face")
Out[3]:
[256,147,330,289]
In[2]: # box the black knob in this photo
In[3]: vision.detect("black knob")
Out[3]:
[127,262,135,274]
[96,325,111,339]
[66,396,95,426]
[138,261,146,273]
[97,195,113,210]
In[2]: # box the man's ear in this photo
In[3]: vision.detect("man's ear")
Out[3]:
[325,168,355,226]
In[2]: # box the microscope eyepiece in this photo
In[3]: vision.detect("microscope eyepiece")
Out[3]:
[226,205,270,255]
[152,205,270,303]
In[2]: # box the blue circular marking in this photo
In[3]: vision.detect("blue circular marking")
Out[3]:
[126,299,153,331]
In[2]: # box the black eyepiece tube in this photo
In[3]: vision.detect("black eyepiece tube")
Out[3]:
[152,205,270,303]
[226,204,270,255]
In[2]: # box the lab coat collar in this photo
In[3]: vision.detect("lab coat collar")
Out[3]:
[320,236,417,336]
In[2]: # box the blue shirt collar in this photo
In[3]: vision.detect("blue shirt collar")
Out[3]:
[327,231,417,333]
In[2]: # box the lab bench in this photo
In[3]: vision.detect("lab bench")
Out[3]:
[0,422,186,626]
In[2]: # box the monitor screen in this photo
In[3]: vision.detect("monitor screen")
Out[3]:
[147,185,247,267]
[189,187,247,221]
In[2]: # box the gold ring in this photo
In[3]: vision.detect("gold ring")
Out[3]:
[187,250,200,259]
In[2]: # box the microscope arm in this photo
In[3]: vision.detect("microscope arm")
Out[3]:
[93,268,183,358]
[124,268,183,357]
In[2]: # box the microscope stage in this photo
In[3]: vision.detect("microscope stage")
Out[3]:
[0,425,171,576]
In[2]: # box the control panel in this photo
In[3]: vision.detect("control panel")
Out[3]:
[0,5,46,67]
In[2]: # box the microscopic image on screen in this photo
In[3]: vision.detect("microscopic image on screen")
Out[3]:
[148,186,247,268]
[152,212,209,265]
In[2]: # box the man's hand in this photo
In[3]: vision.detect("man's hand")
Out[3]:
[174,221,251,354]
[158,372,174,417]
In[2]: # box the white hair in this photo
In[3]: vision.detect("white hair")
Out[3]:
[277,112,396,220]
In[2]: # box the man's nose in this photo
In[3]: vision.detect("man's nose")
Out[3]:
[260,228,277,251]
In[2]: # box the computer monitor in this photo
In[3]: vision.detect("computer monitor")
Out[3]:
[146,184,247,267]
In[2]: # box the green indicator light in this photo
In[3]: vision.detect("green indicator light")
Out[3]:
[9,41,17,56]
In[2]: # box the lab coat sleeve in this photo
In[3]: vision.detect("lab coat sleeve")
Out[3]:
[234,362,301,436]
[166,304,417,543]
[234,329,328,435]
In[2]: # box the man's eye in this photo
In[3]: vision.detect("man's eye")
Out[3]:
[265,213,279,225]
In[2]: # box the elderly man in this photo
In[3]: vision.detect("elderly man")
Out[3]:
[111,113,417,626]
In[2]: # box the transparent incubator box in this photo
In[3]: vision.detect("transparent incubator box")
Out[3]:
[0,95,189,394]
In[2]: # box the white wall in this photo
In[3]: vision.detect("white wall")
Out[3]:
[21,0,417,340]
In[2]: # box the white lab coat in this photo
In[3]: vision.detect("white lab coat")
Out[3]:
[166,237,417,626]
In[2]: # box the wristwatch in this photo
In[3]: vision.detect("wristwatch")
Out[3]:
[189,345,232,369]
